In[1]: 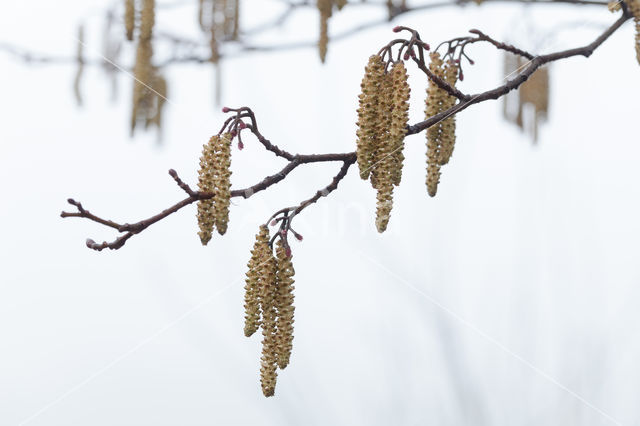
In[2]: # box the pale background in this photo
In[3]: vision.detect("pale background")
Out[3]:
[1,1,639,425]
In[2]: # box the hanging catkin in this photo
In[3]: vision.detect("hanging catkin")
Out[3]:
[317,0,332,62]
[243,225,269,337]
[355,55,385,180]
[131,0,155,134]
[213,132,233,235]
[258,243,278,397]
[626,0,640,64]
[275,240,295,369]
[389,61,410,186]
[196,135,218,244]
[425,52,445,197]
[125,0,135,41]
[438,60,459,166]
[73,25,85,106]
[519,66,550,142]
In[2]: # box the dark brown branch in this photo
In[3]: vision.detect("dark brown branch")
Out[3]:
[407,13,631,135]
[293,159,355,215]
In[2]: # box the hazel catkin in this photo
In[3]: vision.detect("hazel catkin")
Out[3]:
[258,241,278,397]
[317,0,332,62]
[275,240,295,369]
[125,0,135,41]
[425,52,445,197]
[196,135,218,245]
[626,0,640,64]
[214,132,233,235]
[356,55,385,180]
[389,61,410,186]
[438,60,459,166]
[243,225,270,337]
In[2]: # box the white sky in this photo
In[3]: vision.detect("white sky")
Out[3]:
[1,1,639,425]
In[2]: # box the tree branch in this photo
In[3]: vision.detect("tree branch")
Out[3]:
[61,12,631,250]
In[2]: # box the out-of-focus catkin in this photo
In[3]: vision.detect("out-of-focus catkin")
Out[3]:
[258,244,278,397]
[214,132,233,235]
[131,0,156,134]
[425,52,445,197]
[275,240,295,369]
[355,55,385,180]
[317,0,332,62]
[626,0,640,64]
[125,0,135,41]
[196,135,218,245]
[73,25,85,107]
[519,66,549,142]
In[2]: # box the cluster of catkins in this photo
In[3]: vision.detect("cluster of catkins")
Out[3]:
[198,0,241,64]
[196,133,233,244]
[425,52,459,197]
[126,0,168,134]
[356,55,411,232]
[244,226,296,397]
[610,0,640,63]
[316,0,347,62]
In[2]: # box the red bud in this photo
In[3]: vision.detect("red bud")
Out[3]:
[392,26,402,33]
[222,107,230,113]
[238,141,244,150]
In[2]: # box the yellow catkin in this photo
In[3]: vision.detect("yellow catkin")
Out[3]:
[275,240,295,369]
[131,0,155,134]
[210,0,221,63]
[214,132,233,235]
[232,0,240,40]
[627,0,640,64]
[438,60,459,166]
[389,61,410,187]
[125,0,135,41]
[519,66,549,142]
[317,0,332,62]
[149,72,167,129]
[73,25,85,107]
[258,244,278,397]
[243,225,269,337]
[373,70,396,232]
[355,55,385,180]
[425,52,445,197]
[196,135,218,244]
